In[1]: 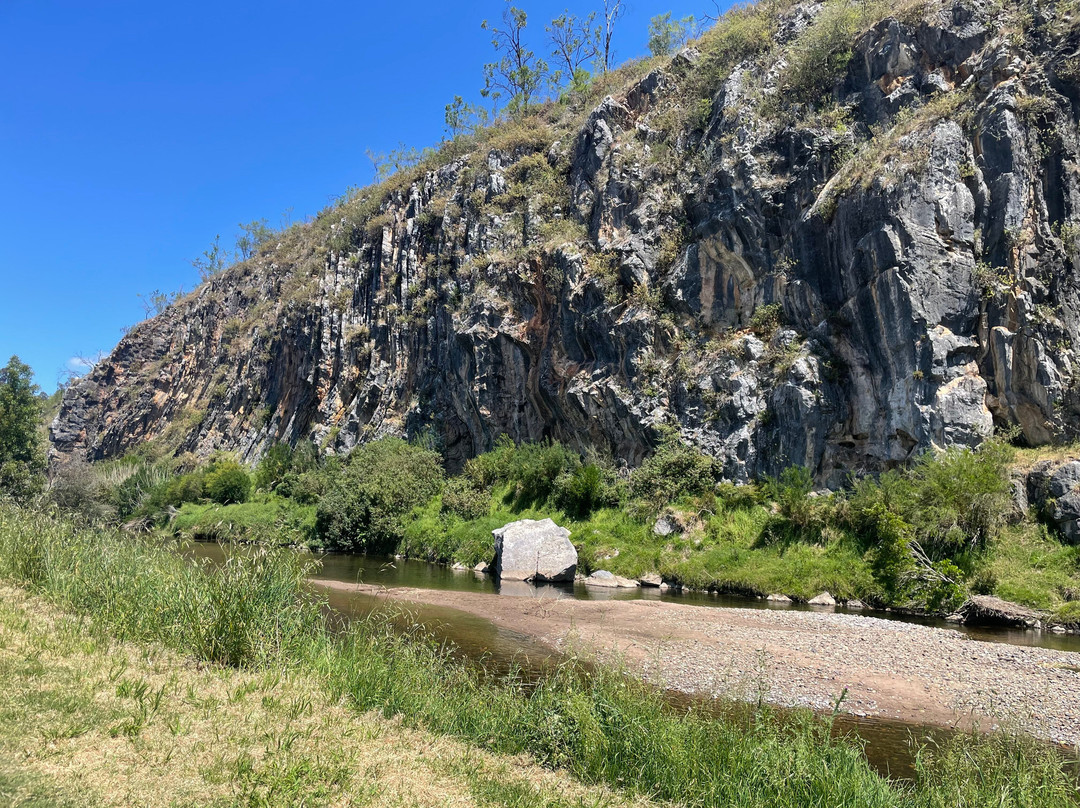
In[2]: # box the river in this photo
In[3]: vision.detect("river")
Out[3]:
[185,542,1080,782]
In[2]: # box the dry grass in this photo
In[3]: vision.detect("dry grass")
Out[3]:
[0,585,647,808]
[1011,443,1080,472]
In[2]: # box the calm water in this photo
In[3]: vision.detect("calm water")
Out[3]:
[184,542,1080,781]
[198,546,1080,653]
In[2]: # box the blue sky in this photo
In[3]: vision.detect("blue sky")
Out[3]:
[1,0,710,391]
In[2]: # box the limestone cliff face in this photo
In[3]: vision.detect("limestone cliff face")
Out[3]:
[51,0,1080,481]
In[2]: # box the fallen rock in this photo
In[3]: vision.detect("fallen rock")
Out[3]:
[584,570,639,588]
[960,595,1046,628]
[639,572,663,587]
[493,519,576,582]
[846,599,866,610]
[767,594,792,603]
[473,561,490,574]
[808,592,837,606]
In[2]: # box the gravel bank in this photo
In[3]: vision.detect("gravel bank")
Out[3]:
[317,581,1080,746]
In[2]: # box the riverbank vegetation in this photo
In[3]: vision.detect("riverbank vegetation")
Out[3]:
[40,426,1080,622]
[0,503,1076,808]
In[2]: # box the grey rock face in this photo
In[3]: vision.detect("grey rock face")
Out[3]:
[493,519,577,582]
[48,0,1080,487]
[1027,460,1080,544]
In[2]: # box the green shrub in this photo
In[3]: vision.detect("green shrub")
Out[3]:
[553,463,620,518]
[762,466,827,542]
[508,441,575,505]
[748,302,783,337]
[441,477,491,520]
[254,440,320,496]
[781,0,885,105]
[462,437,577,508]
[463,435,518,488]
[203,460,252,505]
[315,438,444,551]
[844,442,1014,560]
[110,462,175,520]
[629,432,717,512]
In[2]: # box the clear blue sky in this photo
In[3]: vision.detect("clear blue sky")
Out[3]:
[1,0,711,391]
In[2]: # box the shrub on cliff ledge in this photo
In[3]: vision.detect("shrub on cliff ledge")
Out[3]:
[316,437,444,551]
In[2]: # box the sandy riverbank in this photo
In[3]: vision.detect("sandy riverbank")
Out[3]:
[315,580,1080,747]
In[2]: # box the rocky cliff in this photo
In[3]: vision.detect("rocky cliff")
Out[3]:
[51,0,1080,482]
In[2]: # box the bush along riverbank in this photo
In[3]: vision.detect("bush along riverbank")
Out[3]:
[0,503,1077,808]
[49,432,1080,625]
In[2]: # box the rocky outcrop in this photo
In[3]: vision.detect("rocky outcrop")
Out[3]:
[493,518,577,582]
[1024,458,1080,543]
[50,0,1080,483]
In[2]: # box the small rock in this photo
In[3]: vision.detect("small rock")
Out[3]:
[767,594,792,603]
[653,516,677,537]
[846,599,866,610]
[639,572,663,587]
[808,592,836,606]
[585,570,639,588]
[473,561,490,574]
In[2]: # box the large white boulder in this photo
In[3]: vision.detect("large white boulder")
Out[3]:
[493,518,577,582]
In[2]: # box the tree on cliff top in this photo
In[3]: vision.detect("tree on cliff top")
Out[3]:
[481,3,549,116]
[0,356,45,501]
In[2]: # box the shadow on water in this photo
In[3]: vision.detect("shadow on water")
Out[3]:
[184,541,1080,782]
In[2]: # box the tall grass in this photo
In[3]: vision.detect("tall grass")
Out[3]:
[0,503,1075,808]
[0,505,320,666]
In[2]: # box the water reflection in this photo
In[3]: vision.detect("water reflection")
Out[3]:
[187,543,1080,653]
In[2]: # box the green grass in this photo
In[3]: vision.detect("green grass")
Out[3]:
[0,769,84,807]
[0,503,1076,808]
[0,584,627,808]
[985,523,1080,611]
[399,491,882,602]
[168,496,317,545]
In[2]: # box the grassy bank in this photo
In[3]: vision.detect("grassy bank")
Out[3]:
[0,584,640,808]
[85,434,1080,620]
[1,503,1076,808]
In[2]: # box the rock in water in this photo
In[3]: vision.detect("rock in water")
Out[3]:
[584,570,639,588]
[639,572,663,587]
[808,592,837,606]
[493,519,576,582]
